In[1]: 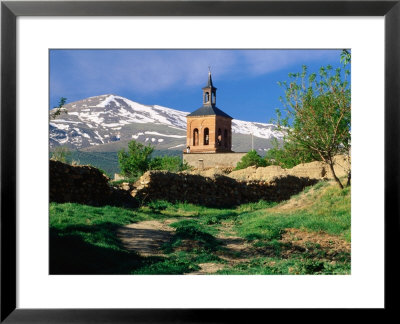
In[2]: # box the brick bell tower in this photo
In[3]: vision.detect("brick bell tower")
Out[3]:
[186,69,233,153]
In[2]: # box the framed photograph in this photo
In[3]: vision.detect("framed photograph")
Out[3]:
[1,0,398,322]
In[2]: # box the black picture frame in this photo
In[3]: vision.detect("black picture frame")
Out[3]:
[1,0,398,322]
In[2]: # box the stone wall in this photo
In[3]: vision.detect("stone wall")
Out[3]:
[183,152,246,169]
[50,160,137,207]
[131,171,317,207]
[50,160,112,205]
[50,155,350,208]
[114,173,126,181]
[228,155,350,182]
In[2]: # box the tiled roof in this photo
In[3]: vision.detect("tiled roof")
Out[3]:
[187,105,232,119]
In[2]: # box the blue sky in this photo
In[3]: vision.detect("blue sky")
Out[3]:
[50,49,346,123]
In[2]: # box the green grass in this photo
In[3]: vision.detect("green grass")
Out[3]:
[132,251,223,274]
[49,203,145,274]
[216,256,350,275]
[235,185,351,242]
[236,200,278,213]
[50,203,140,249]
[50,180,351,275]
[167,219,222,251]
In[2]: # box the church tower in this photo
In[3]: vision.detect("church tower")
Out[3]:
[186,70,233,153]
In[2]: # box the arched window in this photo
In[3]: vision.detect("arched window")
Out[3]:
[204,128,209,145]
[217,128,222,146]
[205,92,209,103]
[193,128,199,146]
[224,129,228,147]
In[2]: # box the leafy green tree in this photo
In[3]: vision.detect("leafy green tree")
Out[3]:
[340,49,351,66]
[51,146,71,163]
[118,140,154,177]
[149,156,190,172]
[266,139,314,169]
[235,150,268,170]
[50,97,68,120]
[275,60,351,189]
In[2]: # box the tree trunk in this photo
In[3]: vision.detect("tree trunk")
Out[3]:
[346,170,351,187]
[327,157,344,189]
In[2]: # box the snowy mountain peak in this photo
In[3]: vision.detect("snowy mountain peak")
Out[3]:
[50,94,284,151]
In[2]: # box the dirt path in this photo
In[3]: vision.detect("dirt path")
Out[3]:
[116,219,254,273]
[116,220,175,257]
[117,219,275,274]
[117,218,350,274]
[215,222,259,264]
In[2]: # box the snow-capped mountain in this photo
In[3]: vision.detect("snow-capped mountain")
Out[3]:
[49,94,284,153]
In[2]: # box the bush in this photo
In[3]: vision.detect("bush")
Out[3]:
[118,140,192,178]
[149,156,190,172]
[118,140,154,178]
[265,139,316,169]
[235,150,268,170]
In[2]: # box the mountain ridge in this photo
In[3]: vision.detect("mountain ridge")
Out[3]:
[49,94,284,153]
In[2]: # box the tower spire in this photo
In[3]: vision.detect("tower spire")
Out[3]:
[207,66,213,88]
[202,68,217,106]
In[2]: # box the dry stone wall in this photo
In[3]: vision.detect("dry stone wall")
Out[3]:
[50,160,137,207]
[131,171,317,207]
[228,155,350,182]
[130,155,350,207]
[50,155,350,208]
[50,160,112,205]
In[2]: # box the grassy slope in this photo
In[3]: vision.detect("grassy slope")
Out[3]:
[50,180,350,275]
[218,182,351,274]
[235,182,351,242]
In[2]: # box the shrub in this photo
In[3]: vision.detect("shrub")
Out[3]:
[149,156,191,172]
[235,150,268,170]
[265,139,315,169]
[117,140,154,178]
[118,140,192,178]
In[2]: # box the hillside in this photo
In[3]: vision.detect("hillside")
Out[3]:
[50,94,284,153]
